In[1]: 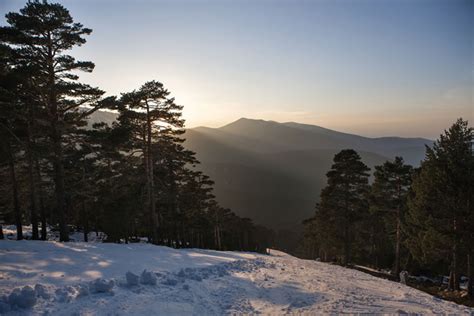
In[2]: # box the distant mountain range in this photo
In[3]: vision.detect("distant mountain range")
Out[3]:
[87,111,433,232]
[184,118,432,231]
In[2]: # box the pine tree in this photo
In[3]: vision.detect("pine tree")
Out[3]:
[316,149,370,265]
[118,81,184,244]
[371,157,413,277]
[0,43,24,240]
[406,118,473,292]
[0,1,104,241]
[0,0,274,255]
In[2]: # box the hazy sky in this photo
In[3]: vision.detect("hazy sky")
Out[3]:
[1,0,472,138]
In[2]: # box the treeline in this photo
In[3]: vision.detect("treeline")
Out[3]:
[0,1,273,253]
[301,119,473,297]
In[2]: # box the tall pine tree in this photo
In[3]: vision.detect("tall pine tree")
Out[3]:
[316,149,370,265]
[406,118,473,292]
[0,1,104,241]
[118,81,184,244]
[371,157,413,277]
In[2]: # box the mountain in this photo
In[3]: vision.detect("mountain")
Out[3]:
[87,111,433,232]
[85,109,117,128]
[184,118,432,232]
[219,118,430,164]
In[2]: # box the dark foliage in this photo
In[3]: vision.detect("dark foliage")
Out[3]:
[302,119,473,298]
[0,0,272,254]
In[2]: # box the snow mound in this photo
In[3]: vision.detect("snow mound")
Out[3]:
[55,286,74,302]
[34,284,50,299]
[89,278,115,293]
[139,270,157,285]
[126,271,140,286]
[8,286,36,309]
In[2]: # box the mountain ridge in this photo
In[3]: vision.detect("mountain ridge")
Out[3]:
[183,117,432,231]
[87,111,433,231]
[218,117,432,142]
[190,117,432,166]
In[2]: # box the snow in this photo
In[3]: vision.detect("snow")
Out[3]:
[125,271,139,286]
[89,278,115,294]
[0,240,472,315]
[139,270,157,285]
[7,286,36,309]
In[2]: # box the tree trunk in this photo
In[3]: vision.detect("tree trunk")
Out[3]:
[39,193,47,240]
[448,270,454,290]
[214,226,218,249]
[343,224,350,266]
[370,226,378,268]
[52,131,69,242]
[448,235,460,291]
[453,220,460,290]
[49,77,68,241]
[46,30,68,242]
[217,225,222,250]
[243,230,249,250]
[394,207,401,278]
[35,160,47,240]
[393,178,402,278]
[36,162,47,238]
[8,144,23,240]
[26,130,39,240]
[145,103,158,244]
[82,200,88,242]
[343,190,351,266]
[143,143,155,243]
[467,251,473,298]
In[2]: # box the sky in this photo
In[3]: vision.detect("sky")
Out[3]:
[1,0,472,138]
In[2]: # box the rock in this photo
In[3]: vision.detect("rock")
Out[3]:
[89,278,115,293]
[8,286,37,308]
[126,271,140,286]
[140,270,157,285]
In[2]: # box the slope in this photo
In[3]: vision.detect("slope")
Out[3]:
[0,240,471,315]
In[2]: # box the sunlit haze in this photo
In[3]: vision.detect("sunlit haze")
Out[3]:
[1,0,472,138]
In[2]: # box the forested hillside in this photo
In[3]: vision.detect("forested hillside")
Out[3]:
[0,1,271,252]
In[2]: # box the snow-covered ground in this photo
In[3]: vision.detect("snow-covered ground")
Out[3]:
[0,240,472,315]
